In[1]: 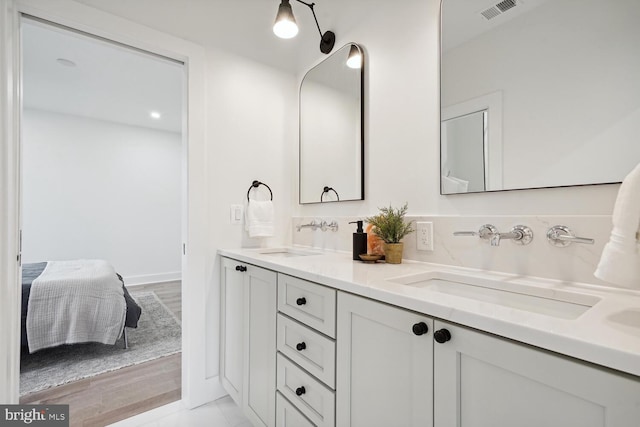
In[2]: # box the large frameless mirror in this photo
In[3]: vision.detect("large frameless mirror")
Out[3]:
[440,0,640,194]
[299,43,364,204]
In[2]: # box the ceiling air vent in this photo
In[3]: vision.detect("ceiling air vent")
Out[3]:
[481,7,501,20]
[480,0,519,20]
[496,0,517,12]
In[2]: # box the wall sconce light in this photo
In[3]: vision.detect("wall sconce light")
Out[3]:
[346,44,363,69]
[273,0,336,54]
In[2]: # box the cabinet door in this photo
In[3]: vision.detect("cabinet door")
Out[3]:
[243,264,277,427]
[433,320,640,427]
[220,257,245,405]
[336,292,433,427]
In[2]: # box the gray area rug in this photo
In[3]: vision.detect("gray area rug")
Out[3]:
[20,292,181,396]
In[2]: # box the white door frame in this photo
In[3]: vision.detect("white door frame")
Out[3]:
[0,0,22,405]
[0,0,225,409]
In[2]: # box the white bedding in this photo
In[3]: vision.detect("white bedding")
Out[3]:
[26,259,126,352]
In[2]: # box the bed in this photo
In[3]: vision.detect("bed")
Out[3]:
[21,260,142,353]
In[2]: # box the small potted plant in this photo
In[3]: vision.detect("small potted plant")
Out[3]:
[365,203,414,264]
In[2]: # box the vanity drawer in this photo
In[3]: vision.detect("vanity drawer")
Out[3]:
[276,392,316,427]
[277,353,335,427]
[277,313,336,388]
[278,274,336,338]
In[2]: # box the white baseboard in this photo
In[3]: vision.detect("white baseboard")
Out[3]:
[124,271,182,286]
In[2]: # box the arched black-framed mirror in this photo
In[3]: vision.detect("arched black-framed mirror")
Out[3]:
[299,43,365,204]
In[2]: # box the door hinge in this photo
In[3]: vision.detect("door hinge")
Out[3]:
[183,243,186,255]
[17,229,22,265]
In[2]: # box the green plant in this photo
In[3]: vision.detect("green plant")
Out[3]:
[365,203,414,244]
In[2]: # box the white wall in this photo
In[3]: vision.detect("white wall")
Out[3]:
[22,108,182,284]
[204,47,296,378]
[293,0,621,219]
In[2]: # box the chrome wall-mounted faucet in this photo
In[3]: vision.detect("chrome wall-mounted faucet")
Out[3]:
[296,220,321,232]
[454,224,533,246]
[296,219,339,232]
[453,224,497,241]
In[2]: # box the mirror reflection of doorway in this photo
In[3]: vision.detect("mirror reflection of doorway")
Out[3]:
[441,110,487,193]
[19,17,184,425]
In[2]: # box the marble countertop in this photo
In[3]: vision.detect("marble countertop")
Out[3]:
[219,247,640,377]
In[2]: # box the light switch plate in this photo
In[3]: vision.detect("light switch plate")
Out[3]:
[416,221,434,251]
[230,205,243,224]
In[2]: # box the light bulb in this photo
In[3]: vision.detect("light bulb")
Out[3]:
[346,53,362,69]
[273,20,298,39]
[273,0,299,39]
[346,45,362,69]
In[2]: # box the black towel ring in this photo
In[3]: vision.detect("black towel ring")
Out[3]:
[247,180,273,202]
[320,186,340,202]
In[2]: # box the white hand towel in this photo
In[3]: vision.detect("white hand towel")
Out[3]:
[245,200,275,238]
[594,163,640,288]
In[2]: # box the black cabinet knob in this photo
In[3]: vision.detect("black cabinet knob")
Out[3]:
[296,342,307,351]
[412,322,429,336]
[434,329,452,344]
[295,386,306,396]
[296,297,307,306]
[235,265,247,272]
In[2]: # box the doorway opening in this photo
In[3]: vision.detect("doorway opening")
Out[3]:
[18,17,185,424]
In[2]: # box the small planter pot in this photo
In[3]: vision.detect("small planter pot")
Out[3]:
[384,242,404,264]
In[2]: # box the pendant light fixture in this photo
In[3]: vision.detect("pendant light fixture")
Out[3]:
[273,0,336,54]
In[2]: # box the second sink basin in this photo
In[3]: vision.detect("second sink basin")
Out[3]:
[387,271,600,320]
[258,248,320,258]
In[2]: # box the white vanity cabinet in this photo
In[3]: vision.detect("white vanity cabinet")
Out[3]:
[433,320,640,427]
[220,257,277,427]
[336,292,434,427]
[218,251,640,427]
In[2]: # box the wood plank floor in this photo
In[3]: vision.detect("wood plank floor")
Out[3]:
[20,281,182,427]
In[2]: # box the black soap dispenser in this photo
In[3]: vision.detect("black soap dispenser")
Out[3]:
[349,220,368,260]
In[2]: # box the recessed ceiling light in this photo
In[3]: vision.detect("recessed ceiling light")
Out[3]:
[150,111,161,120]
[56,58,76,67]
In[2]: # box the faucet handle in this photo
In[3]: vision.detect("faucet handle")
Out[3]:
[321,220,339,232]
[453,224,498,241]
[547,225,594,247]
[506,225,534,246]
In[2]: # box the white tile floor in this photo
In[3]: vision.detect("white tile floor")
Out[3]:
[139,396,251,427]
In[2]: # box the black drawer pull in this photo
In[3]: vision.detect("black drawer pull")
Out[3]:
[235,265,247,272]
[295,386,306,396]
[296,297,307,306]
[296,342,307,351]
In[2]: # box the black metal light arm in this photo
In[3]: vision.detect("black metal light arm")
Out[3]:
[293,0,323,38]
[291,0,336,54]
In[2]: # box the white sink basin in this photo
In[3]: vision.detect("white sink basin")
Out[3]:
[387,271,600,320]
[258,248,320,258]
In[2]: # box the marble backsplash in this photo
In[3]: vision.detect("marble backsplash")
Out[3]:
[292,215,617,287]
